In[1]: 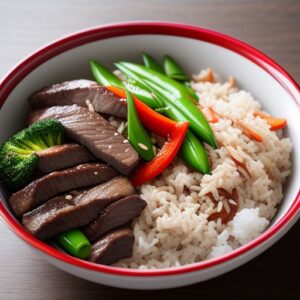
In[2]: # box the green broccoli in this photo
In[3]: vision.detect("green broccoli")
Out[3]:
[0,119,64,191]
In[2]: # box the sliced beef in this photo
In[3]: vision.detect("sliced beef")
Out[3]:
[84,194,146,241]
[22,177,135,240]
[9,163,117,217]
[27,105,139,175]
[36,143,95,173]
[29,80,127,118]
[88,226,134,265]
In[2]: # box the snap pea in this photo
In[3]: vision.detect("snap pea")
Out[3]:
[162,55,198,100]
[141,54,198,101]
[123,69,217,149]
[89,60,123,88]
[180,131,211,174]
[114,63,151,92]
[153,91,211,174]
[127,77,150,91]
[142,53,165,74]
[184,82,199,101]
[155,107,171,114]
[163,55,188,81]
[124,82,161,109]
[56,229,91,259]
[126,89,155,161]
[90,60,160,109]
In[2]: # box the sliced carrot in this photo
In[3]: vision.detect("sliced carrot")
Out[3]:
[199,105,219,123]
[253,111,287,131]
[236,121,263,142]
[267,118,287,131]
[206,107,219,123]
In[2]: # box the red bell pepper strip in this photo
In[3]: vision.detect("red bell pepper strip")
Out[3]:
[107,85,189,186]
[253,111,287,131]
[130,121,189,186]
[107,85,177,138]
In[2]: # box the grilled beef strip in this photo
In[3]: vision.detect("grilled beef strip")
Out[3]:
[9,163,117,217]
[22,177,135,240]
[88,226,134,265]
[36,143,95,173]
[83,194,146,241]
[27,105,139,175]
[29,80,127,118]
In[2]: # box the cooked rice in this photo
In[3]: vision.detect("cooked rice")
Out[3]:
[113,69,292,269]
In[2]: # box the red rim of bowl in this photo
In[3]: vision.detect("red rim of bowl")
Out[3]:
[0,21,299,277]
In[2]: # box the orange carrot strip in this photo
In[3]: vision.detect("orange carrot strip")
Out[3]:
[206,107,219,123]
[253,111,287,131]
[236,121,263,142]
[198,105,219,123]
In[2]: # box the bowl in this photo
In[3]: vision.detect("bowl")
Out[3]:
[0,22,299,290]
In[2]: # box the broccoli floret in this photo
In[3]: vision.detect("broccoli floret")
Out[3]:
[0,119,64,190]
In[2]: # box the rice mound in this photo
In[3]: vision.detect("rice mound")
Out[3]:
[114,69,292,269]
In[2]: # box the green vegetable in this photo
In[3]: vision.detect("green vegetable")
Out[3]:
[163,55,188,81]
[90,59,160,109]
[124,82,161,109]
[153,92,211,174]
[180,131,211,174]
[126,89,155,161]
[89,60,123,88]
[120,67,217,149]
[56,229,91,259]
[184,82,199,101]
[142,53,164,74]
[141,54,198,101]
[155,107,171,114]
[0,119,64,190]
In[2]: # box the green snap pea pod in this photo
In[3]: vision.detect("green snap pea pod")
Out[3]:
[115,62,211,127]
[142,53,165,74]
[126,89,155,161]
[114,63,151,92]
[115,62,183,97]
[153,91,211,174]
[141,54,198,101]
[126,77,150,91]
[163,55,188,81]
[163,55,198,101]
[155,107,171,114]
[56,229,91,259]
[184,82,199,101]
[124,82,161,109]
[180,131,211,174]
[90,60,123,88]
[90,60,160,109]
[132,73,217,148]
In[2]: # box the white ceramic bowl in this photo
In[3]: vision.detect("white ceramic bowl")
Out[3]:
[0,22,299,290]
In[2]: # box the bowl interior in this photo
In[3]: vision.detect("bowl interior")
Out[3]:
[0,34,299,245]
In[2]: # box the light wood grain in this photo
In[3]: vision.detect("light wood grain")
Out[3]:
[0,0,299,299]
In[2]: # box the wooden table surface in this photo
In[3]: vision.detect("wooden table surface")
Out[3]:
[0,0,299,299]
